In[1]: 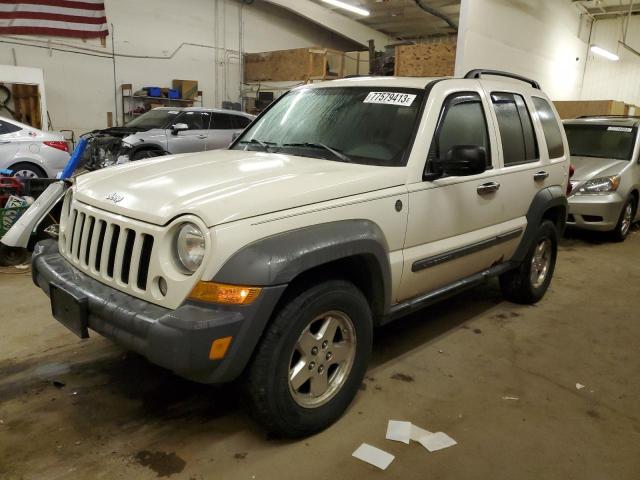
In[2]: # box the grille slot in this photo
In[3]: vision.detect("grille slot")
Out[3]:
[62,204,155,293]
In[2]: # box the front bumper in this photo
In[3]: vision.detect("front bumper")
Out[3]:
[31,240,286,384]
[567,192,624,231]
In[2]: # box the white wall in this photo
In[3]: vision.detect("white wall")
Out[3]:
[0,0,360,135]
[455,0,589,100]
[581,16,640,106]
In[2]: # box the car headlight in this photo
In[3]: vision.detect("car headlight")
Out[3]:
[175,223,205,273]
[577,176,620,195]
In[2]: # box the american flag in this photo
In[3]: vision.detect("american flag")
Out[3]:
[0,0,108,39]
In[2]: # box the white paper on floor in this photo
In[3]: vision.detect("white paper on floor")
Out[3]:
[386,420,412,444]
[410,424,432,441]
[416,431,457,452]
[352,443,395,470]
[576,383,585,390]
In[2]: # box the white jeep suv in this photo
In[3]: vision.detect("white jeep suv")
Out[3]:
[31,70,569,437]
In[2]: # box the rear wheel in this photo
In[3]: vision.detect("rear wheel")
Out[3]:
[9,162,46,179]
[0,244,29,267]
[500,220,558,304]
[611,197,636,242]
[244,279,372,438]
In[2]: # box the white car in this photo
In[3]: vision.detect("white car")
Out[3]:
[0,116,70,178]
[31,70,570,437]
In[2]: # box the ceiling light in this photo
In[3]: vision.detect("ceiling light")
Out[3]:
[590,45,619,61]
[322,0,370,16]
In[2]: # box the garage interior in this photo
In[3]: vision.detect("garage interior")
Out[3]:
[1,0,640,479]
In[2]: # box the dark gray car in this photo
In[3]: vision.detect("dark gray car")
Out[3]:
[564,116,640,241]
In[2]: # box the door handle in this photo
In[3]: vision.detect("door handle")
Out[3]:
[197,135,208,139]
[534,171,549,181]
[477,182,500,195]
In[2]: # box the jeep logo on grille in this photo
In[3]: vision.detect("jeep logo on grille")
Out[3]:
[106,192,124,203]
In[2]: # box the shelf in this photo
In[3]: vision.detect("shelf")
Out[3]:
[123,95,198,103]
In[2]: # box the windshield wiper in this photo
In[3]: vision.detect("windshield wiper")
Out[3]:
[282,142,353,163]
[239,138,277,151]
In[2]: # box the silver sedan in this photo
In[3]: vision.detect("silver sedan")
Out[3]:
[565,116,640,241]
[0,116,70,178]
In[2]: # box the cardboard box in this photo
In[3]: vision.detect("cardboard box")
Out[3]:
[172,79,198,100]
[553,100,626,119]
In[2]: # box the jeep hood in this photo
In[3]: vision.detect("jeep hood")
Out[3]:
[73,150,406,226]
[570,156,628,181]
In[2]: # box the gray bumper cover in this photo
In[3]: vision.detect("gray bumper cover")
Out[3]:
[31,240,286,384]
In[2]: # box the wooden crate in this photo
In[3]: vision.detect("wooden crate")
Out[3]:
[394,42,456,77]
[553,100,627,120]
[11,83,41,129]
[244,48,346,83]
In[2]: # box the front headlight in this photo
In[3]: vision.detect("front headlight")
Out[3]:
[175,223,205,273]
[577,176,620,195]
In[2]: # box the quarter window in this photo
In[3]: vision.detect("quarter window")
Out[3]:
[233,116,252,129]
[491,92,539,166]
[426,91,491,174]
[532,97,565,159]
[0,120,21,135]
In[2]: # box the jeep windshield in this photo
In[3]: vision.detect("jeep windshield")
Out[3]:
[232,87,425,166]
[125,109,180,129]
[565,124,637,161]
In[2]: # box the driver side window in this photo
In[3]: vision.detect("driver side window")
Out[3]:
[426,92,491,176]
[175,112,208,130]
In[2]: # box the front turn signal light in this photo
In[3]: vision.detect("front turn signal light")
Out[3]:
[188,281,262,305]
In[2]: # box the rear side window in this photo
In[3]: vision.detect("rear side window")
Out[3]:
[427,91,491,173]
[491,92,538,166]
[213,114,237,129]
[532,97,565,158]
[0,120,22,135]
[233,116,252,129]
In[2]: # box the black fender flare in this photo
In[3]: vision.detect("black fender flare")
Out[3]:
[511,185,567,263]
[213,219,393,313]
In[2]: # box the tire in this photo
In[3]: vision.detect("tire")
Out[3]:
[130,149,165,161]
[243,279,372,438]
[9,162,46,179]
[611,197,636,242]
[499,220,558,304]
[0,244,29,267]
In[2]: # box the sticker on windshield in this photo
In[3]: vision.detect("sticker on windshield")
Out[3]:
[607,126,632,132]
[364,92,416,107]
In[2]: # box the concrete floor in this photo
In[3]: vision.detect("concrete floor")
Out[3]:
[1,228,639,480]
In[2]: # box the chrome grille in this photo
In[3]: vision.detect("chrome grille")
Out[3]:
[61,203,155,292]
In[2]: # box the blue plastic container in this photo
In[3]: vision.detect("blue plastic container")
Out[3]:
[168,89,180,99]
[146,87,162,97]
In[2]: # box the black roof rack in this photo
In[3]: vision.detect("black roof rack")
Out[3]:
[576,115,640,119]
[464,69,540,90]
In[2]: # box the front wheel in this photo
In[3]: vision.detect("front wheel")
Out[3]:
[499,220,558,304]
[611,197,636,242]
[243,280,372,438]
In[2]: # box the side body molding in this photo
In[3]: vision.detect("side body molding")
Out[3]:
[213,219,393,313]
[511,185,568,263]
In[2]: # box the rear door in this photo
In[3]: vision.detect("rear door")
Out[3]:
[479,81,566,260]
[0,119,21,165]
[205,113,245,149]
[167,111,211,154]
[398,81,508,301]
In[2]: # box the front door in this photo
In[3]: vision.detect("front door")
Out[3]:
[167,111,211,154]
[398,85,507,302]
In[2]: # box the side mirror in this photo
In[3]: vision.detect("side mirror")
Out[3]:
[441,145,487,176]
[170,123,189,135]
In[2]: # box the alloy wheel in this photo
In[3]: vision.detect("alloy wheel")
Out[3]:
[288,310,356,408]
[530,238,552,289]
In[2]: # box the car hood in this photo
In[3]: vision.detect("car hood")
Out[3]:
[74,150,406,226]
[571,156,628,181]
